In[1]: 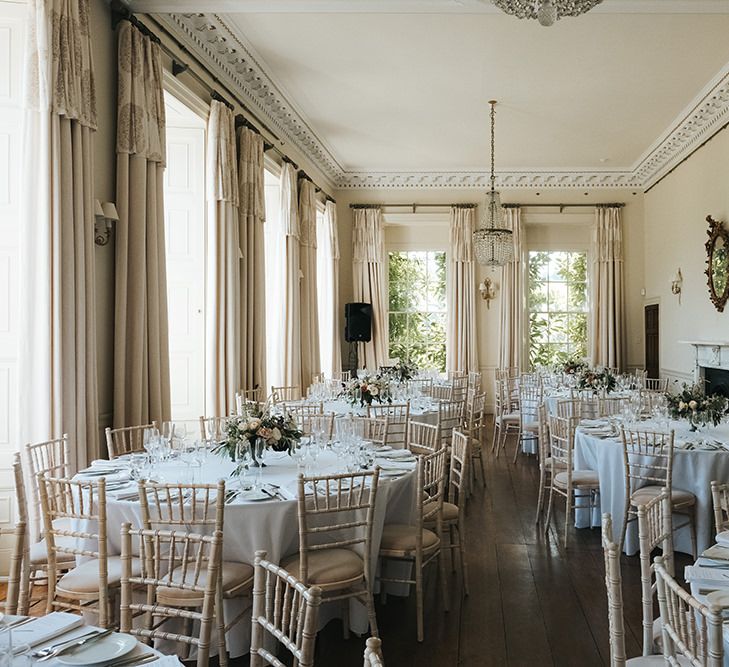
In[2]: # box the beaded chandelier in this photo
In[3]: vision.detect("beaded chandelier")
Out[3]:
[491,0,603,27]
[473,101,514,267]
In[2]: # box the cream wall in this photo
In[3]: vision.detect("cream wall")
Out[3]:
[643,129,729,385]
[335,188,645,407]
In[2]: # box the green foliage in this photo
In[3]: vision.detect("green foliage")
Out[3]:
[388,251,446,372]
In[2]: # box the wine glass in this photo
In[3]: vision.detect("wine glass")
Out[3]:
[237,440,253,491]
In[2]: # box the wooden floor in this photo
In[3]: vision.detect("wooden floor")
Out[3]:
[16,429,690,667]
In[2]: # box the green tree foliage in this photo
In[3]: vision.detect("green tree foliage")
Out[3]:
[388,251,446,372]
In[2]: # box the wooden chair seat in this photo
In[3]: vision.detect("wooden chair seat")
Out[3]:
[424,500,458,523]
[553,470,599,489]
[380,524,439,555]
[57,556,141,595]
[158,561,253,605]
[29,539,75,565]
[281,549,364,590]
[543,457,568,470]
[631,485,695,508]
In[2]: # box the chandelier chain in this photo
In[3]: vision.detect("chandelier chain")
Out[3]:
[490,101,496,192]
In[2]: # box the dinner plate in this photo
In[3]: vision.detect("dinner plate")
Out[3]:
[56,632,136,665]
[716,531,729,547]
[238,489,272,502]
[706,589,729,608]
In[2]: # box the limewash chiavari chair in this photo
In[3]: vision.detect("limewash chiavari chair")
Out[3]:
[1,521,25,616]
[431,383,453,402]
[636,489,674,657]
[138,480,253,666]
[620,428,696,557]
[199,415,229,442]
[407,420,440,455]
[632,369,648,388]
[655,555,724,666]
[599,396,630,417]
[437,400,463,451]
[492,377,520,458]
[451,376,469,405]
[250,551,322,667]
[601,513,666,667]
[120,523,221,667]
[557,396,598,420]
[447,370,467,381]
[281,469,381,639]
[235,388,264,414]
[464,392,486,486]
[467,371,482,393]
[544,415,600,549]
[271,385,302,403]
[711,481,729,537]
[644,378,669,392]
[332,370,352,382]
[640,390,666,415]
[535,404,565,524]
[363,636,384,667]
[368,402,410,449]
[515,382,542,463]
[38,474,122,628]
[105,422,158,459]
[495,367,518,382]
[378,448,448,642]
[409,377,433,397]
[354,416,389,448]
[297,412,335,442]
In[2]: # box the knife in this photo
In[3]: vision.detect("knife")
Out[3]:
[53,628,114,657]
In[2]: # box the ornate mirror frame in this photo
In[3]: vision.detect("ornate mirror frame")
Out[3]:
[705,215,729,312]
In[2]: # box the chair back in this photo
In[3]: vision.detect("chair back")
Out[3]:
[711,480,729,537]
[467,371,482,393]
[271,385,301,403]
[437,400,463,449]
[449,430,470,506]
[431,383,453,402]
[418,449,448,537]
[495,367,518,382]
[139,480,225,533]
[236,388,264,414]
[120,523,221,667]
[655,555,724,666]
[451,377,468,404]
[367,402,410,448]
[351,416,389,448]
[38,474,110,626]
[536,404,549,467]
[644,378,668,392]
[464,392,486,444]
[199,416,228,442]
[519,382,542,427]
[407,420,440,455]
[621,428,675,497]
[332,370,352,382]
[409,377,433,396]
[547,415,577,471]
[602,513,628,667]
[599,396,629,417]
[250,550,322,667]
[447,370,467,381]
[294,470,380,586]
[363,636,384,667]
[105,423,157,459]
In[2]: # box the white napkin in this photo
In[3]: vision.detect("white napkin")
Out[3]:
[377,449,415,460]
[277,485,298,501]
[155,657,185,666]
[684,565,729,586]
[377,459,417,471]
[12,612,84,647]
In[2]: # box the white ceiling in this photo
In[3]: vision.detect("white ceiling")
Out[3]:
[144,1,729,188]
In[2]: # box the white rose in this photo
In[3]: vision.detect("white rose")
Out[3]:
[248,418,261,431]
[678,401,686,411]
[272,427,282,441]
[370,386,380,396]
[689,400,698,411]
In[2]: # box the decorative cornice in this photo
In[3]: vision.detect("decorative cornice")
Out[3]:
[159,13,729,191]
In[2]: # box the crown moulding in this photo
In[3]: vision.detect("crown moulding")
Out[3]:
[162,12,729,191]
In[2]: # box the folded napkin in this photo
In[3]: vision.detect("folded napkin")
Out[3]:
[12,612,84,647]
[376,459,417,471]
[580,419,608,427]
[703,544,729,561]
[378,449,415,460]
[278,485,298,501]
[155,658,185,666]
[684,565,729,586]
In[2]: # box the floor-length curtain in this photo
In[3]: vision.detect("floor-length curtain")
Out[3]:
[114,21,170,427]
[317,200,342,377]
[352,207,387,371]
[280,162,301,388]
[238,127,266,394]
[299,179,320,387]
[499,206,525,371]
[205,101,239,416]
[20,0,99,472]
[447,205,479,373]
[590,206,626,371]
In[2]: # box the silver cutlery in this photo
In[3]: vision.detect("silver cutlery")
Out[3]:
[31,629,100,659]
[112,652,160,667]
[5,616,31,629]
[35,629,112,661]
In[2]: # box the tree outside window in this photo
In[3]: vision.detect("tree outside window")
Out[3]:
[528,251,588,367]
[388,251,446,372]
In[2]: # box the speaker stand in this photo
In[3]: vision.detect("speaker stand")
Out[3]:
[348,342,358,376]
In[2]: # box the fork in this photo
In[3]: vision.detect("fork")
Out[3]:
[34,629,112,661]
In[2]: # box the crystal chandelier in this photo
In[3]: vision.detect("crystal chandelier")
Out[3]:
[473,101,514,267]
[491,0,603,27]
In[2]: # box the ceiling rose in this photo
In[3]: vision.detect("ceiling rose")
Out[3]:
[491,0,603,26]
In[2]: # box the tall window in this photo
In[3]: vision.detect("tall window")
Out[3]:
[528,251,588,367]
[263,167,285,388]
[388,251,446,371]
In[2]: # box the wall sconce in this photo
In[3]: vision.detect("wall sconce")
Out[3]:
[671,268,683,304]
[479,277,497,308]
[94,200,119,246]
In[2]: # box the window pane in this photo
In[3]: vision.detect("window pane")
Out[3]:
[548,283,568,312]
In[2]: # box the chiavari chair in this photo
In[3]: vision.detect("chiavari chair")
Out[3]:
[105,422,157,459]
[557,396,598,420]
[492,377,520,458]
[544,415,600,548]
[363,636,384,667]
[0,471,24,616]
[378,449,448,642]
[633,369,648,388]
[710,480,729,537]
[199,415,228,442]
[235,388,264,414]
[451,376,469,405]
[368,402,410,449]
[407,420,440,455]
[332,370,352,382]
[535,404,564,524]
[467,371,482,393]
[271,385,302,402]
[495,367,518,382]
[437,400,463,451]
[120,523,221,667]
[620,428,696,557]
[138,480,253,666]
[644,378,668,392]
[431,383,453,402]
[298,412,336,442]
[447,370,467,382]
[250,551,322,667]
[599,396,630,417]
[409,377,433,397]
[353,415,389,448]
[655,555,724,666]
[282,470,381,639]
[516,382,542,463]
[464,391,486,486]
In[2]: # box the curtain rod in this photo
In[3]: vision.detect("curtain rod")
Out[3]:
[349,202,623,211]
[109,1,335,202]
[505,203,625,210]
[349,203,477,210]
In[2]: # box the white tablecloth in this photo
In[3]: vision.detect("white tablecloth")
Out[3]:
[94,450,416,657]
[573,421,729,555]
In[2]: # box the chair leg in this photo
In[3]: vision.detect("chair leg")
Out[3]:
[535,467,546,524]
[458,520,469,597]
[215,582,228,667]
[619,499,631,555]
[544,486,555,536]
[415,556,424,642]
[364,589,379,638]
[491,419,499,454]
[449,525,456,573]
[564,489,572,550]
[342,600,350,640]
[438,544,449,613]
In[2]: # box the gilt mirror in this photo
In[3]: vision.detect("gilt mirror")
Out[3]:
[705,215,729,312]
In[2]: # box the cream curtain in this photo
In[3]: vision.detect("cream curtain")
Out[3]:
[447,206,479,373]
[280,162,302,387]
[113,21,170,427]
[352,207,387,371]
[205,101,239,416]
[590,206,626,371]
[238,127,267,394]
[20,0,99,472]
[317,201,342,377]
[499,206,525,371]
[299,179,320,387]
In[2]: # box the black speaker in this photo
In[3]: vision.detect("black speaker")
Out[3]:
[344,302,372,342]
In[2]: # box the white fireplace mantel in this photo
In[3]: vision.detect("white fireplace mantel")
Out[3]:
[680,340,729,381]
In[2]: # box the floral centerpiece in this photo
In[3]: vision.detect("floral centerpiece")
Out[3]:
[561,358,588,376]
[392,360,418,383]
[344,374,393,407]
[666,382,728,431]
[214,406,302,474]
[576,366,617,394]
